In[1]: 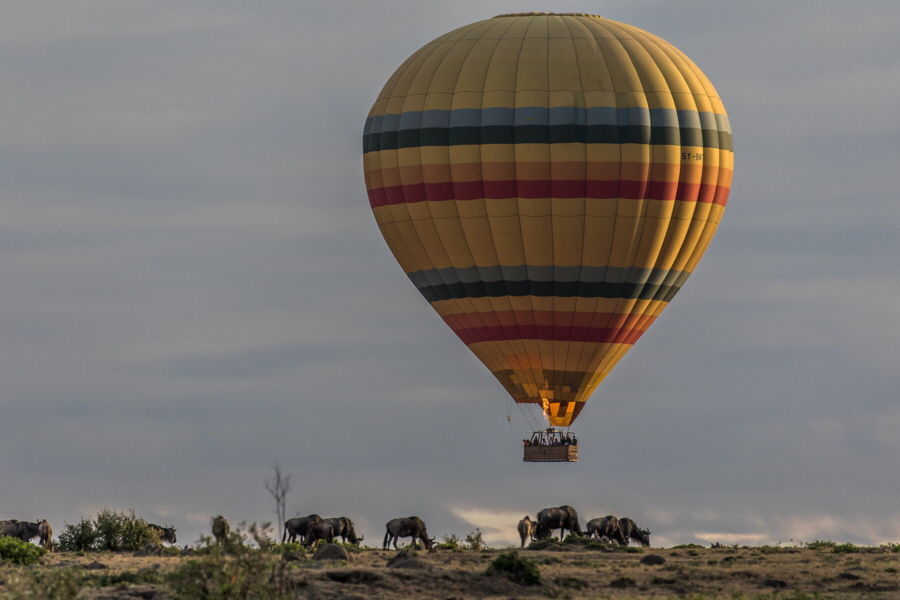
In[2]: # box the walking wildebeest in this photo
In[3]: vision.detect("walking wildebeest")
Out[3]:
[323,517,363,545]
[304,521,335,549]
[148,523,177,545]
[382,516,434,551]
[535,505,582,541]
[282,514,322,544]
[618,517,651,546]
[586,515,627,545]
[211,516,230,545]
[517,516,536,548]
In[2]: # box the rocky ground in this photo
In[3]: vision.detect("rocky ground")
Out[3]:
[2,543,898,599]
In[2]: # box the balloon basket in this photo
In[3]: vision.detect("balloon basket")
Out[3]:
[523,429,578,462]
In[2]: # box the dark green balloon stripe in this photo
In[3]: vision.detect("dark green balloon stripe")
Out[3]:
[412,278,684,304]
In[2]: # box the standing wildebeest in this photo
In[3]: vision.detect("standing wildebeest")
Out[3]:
[304,521,335,549]
[0,520,19,537]
[3,521,42,544]
[586,516,627,545]
[211,516,230,545]
[618,517,651,546]
[38,520,53,549]
[517,516,536,548]
[323,517,363,545]
[282,514,322,544]
[382,516,434,551]
[148,523,177,545]
[535,505,582,541]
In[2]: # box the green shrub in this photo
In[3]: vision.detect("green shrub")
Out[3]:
[487,551,542,586]
[832,543,860,554]
[464,529,488,551]
[671,543,705,549]
[275,542,305,554]
[56,509,160,552]
[166,548,293,599]
[806,539,836,549]
[559,535,609,550]
[527,538,561,551]
[1,568,84,600]
[0,535,46,565]
[57,517,99,552]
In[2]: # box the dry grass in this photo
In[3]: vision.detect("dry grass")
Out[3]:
[1,544,897,599]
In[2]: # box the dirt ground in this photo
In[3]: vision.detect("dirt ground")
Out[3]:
[5,544,899,599]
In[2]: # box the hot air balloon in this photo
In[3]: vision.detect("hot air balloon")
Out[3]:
[362,12,733,458]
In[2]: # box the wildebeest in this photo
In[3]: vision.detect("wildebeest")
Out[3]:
[323,517,363,545]
[382,516,434,551]
[304,521,335,549]
[517,516,536,548]
[618,517,651,546]
[2,521,42,544]
[586,515,627,545]
[282,514,322,544]
[535,505,582,540]
[38,520,53,549]
[148,523,177,545]
[0,520,19,537]
[211,516,230,545]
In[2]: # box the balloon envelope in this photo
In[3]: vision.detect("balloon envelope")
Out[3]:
[363,13,733,427]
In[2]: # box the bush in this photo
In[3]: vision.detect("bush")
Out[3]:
[166,548,293,599]
[487,551,542,586]
[832,543,860,554]
[56,509,160,552]
[436,533,462,551]
[527,538,561,551]
[0,535,46,565]
[274,542,305,555]
[1,568,83,600]
[57,518,99,552]
[464,529,488,551]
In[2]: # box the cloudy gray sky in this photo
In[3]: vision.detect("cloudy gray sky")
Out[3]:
[1,0,897,548]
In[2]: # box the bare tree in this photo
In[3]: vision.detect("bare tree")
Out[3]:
[265,463,291,534]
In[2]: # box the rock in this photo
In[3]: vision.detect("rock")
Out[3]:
[640,554,666,566]
[763,579,788,588]
[282,551,305,562]
[133,543,162,557]
[84,561,108,570]
[610,576,636,588]
[84,585,164,599]
[387,549,432,570]
[312,543,351,562]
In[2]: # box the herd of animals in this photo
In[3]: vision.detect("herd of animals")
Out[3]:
[0,519,54,549]
[1,505,650,552]
[516,506,651,548]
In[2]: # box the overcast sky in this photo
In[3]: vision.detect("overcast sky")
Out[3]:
[1,0,897,549]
